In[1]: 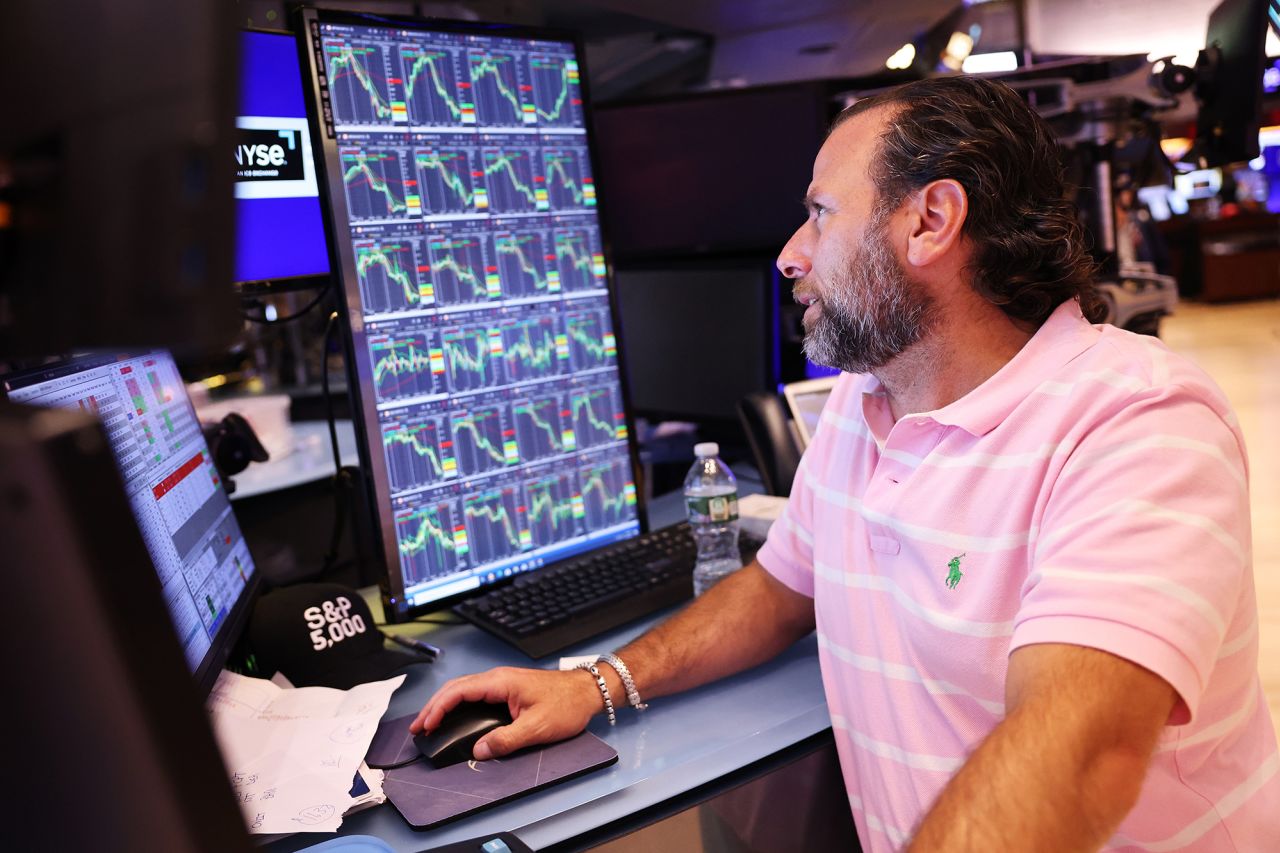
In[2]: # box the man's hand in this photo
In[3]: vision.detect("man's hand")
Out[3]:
[908,643,1178,851]
[409,666,603,760]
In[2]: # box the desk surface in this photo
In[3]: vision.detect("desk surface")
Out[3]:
[266,605,826,851]
[231,422,360,500]
[263,475,827,851]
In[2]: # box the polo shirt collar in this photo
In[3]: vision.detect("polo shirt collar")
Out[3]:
[860,299,1102,438]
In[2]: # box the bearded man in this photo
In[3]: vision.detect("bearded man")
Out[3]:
[412,77,1280,851]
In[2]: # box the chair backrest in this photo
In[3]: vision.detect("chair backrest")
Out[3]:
[737,391,803,496]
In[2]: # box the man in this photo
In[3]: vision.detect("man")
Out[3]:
[412,77,1280,850]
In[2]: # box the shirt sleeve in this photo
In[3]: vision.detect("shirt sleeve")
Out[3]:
[1012,382,1250,724]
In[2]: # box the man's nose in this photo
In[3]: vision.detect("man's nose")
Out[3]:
[776,228,812,280]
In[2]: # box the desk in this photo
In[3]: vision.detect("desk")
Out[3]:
[230,421,361,500]
[263,502,828,850]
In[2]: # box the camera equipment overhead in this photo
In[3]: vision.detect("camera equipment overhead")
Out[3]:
[991,0,1266,333]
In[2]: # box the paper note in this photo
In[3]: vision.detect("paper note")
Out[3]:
[207,670,405,833]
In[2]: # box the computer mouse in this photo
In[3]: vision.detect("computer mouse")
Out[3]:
[413,700,514,769]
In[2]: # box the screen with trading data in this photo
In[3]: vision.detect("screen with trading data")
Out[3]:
[300,11,640,619]
[3,352,258,691]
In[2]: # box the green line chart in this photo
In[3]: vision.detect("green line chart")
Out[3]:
[553,228,606,291]
[415,147,481,214]
[580,457,636,532]
[325,38,400,125]
[571,386,625,448]
[341,148,419,220]
[428,233,497,306]
[383,415,456,492]
[501,315,567,382]
[543,147,596,210]
[399,44,470,125]
[481,148,546,213]
[467,50,532,126]
[441,324,502,392]
[528,54,583,127]
[450,405,516,476]
[370,331,445,403]
[525,472,582,547]
[495,229,557,297]
[565,309,618,371]
[513,393,573,460]
[356,240,429,314]
[464,486,531,563]
[396,499,466,581]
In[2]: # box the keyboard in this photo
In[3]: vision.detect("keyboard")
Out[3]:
[455,522,764,659]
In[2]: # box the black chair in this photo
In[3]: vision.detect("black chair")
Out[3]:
[736,391,803,497]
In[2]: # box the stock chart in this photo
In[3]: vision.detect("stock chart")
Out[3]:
[317,18,636,608]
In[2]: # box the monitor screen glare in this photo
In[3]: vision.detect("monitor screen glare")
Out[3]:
[301,13,640,618]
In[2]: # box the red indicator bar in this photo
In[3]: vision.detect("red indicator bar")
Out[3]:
[152,452,205,500]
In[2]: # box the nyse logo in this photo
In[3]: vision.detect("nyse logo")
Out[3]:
[235,127,306,181]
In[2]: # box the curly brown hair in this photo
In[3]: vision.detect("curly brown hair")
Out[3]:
[833,76,1104,326]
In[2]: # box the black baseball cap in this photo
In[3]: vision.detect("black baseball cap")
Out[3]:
[248,583,423,689]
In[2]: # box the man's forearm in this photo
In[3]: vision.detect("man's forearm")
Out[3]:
[907,645,1174,852]
[907,705,1148,851]
[600,561,815,708]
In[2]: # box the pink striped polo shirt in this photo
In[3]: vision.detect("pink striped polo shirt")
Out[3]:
[757,299,1280,851]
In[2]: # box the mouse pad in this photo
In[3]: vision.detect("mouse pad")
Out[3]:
[382,732,618,830]
[365,713,421,769]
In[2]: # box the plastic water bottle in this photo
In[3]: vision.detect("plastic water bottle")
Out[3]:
[685,442,743,596]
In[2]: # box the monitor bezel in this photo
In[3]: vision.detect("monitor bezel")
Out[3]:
[1,350,263,697]
[294,7,650,623]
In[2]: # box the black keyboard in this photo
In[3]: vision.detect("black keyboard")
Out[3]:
[455,522,763,659]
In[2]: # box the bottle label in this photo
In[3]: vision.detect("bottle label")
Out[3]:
[687,494,739,523]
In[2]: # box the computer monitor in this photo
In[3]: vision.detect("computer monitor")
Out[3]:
[1187,0,1269,168]
[782,376,837,450]
[3,351,260,695]
[296,9,644,622]
[234,29,332,291]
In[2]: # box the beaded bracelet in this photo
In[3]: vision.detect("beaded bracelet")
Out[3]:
[597,653,647,711]
[576,662,616,725]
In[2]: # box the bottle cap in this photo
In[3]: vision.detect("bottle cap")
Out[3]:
[693,442,719,458]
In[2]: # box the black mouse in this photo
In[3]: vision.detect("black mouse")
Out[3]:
[414,700,514,768]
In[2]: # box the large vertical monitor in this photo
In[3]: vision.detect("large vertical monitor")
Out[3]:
[297,9,643,622]
[3,352,259,694]
[235,29,332,289]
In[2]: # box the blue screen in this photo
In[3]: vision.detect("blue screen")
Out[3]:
[234,31,331,284]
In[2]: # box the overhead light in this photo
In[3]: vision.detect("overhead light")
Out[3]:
[962,51,1018,74]
[885,43,916,70]
[941,32,974,71]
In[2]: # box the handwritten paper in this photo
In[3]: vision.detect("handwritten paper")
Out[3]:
[207,670,405,833]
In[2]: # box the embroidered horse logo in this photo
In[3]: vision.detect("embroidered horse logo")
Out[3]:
[945,553,966,590]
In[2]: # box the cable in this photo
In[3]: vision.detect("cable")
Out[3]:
[239,280,333,324]
[321,311,349,571]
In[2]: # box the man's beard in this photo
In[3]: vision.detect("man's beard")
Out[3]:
[800,215,938,375]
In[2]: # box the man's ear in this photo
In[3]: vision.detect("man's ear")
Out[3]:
[904,179,968,268]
